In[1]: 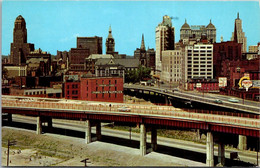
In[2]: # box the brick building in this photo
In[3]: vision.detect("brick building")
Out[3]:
[77,36,102,54]
[213,41,242,79]
[65,76,123,103]
[69,48,90,71]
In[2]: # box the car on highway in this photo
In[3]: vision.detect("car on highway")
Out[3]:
[214,99,223,104]
[118,106,131,112]
[228,98,239,103]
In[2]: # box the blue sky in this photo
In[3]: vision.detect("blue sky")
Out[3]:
[2,1,260,56]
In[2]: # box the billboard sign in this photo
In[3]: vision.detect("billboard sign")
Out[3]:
[218,77,227,87]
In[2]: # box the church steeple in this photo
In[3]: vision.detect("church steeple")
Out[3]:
[108,25,113,39]
[140,34,145,50]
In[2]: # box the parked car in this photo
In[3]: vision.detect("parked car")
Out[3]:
[173,88,179,91]
[228,98,239,103]
[118,106,131,112]
[214,99,223,104]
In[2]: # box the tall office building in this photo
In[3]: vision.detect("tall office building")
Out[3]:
[231,13,247,53]
[180,19,216,44]
[106,26,115,55]
[182,43,213,89]
[155,15,175,74]
[161,50,182,83]
[10,15,34,65]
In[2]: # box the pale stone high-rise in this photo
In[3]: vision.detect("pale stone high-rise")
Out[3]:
[155,15,175,75]
[161,50,182,83]
[231,13,247,53]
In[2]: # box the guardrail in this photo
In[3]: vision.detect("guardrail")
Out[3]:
[2,99,260,129]
[124,85,259,114]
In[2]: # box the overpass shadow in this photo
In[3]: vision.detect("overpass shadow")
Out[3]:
[2,120,254,167]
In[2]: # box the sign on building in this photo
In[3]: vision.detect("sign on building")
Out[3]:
[252,80,260,88]
[242,80,253,91]
[196,83,201,88]
[218,77,227,87]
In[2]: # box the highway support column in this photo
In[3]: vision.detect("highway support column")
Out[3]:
[238,135,247,150]
[85,120,91,144]
[36,116,42,135]
[151,128,157,151]
[47,117,53,132]
[206,131,214,167]
[96,122,101,141]
[8,114,12,123]
[218,142,225,166]
[140,124,147,156]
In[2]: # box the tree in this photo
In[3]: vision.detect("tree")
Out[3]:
[125,65,151,83]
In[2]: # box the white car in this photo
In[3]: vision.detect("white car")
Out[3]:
[228,98,239,103]
[118,107,131,112]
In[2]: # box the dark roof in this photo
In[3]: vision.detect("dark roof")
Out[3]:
[206,20,216,29]
[181,19,190,29]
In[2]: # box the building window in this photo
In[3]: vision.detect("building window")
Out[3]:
[96,87,98,91]
[102,93,104,98]
[115,80,117,84]
[109,80,111,85]
[115,87,117,91]
[67,91,69,95]
[96,94,98,98]
[115,93,117,98]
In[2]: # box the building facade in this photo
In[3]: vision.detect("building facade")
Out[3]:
[10,15,34,65]
[161,50,182,83]
[213,41,242,79]
[155,15,175,74]
[65,76,123,103]
[182,43,213,89]
[231,13,247,53]
[134,34,155,71]
[180,19,216,44]
[77,36,102,54]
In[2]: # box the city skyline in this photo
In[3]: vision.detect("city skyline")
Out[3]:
[2,1,260,56]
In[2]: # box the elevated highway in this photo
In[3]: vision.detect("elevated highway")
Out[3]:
[123,84,260,114]
[2,95,260,166]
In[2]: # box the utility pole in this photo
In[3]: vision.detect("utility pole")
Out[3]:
[7,139,16,166]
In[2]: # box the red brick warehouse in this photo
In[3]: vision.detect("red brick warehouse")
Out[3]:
[65,76,123,103]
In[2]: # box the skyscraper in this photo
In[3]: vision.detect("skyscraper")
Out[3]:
[10,15,34,65]
[155,15,175,74]
[106,25,115,55]
[231,13,247,53]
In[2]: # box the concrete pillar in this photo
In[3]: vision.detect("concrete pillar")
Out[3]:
[206,131,214,167]
[165,96,168,105]
[47,117,52,128]
[218,142,225,166]
[196,129,201,141]
[151,128,157,151]
[8,114,12,123]
[85,120,91,144]
[238,135,247,150]
[140,124,146,156]
[96,122,101,141]
[36,116,42,135]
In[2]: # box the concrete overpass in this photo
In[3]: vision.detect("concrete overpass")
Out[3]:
[123,84,259,114]
[2,95,260,166]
